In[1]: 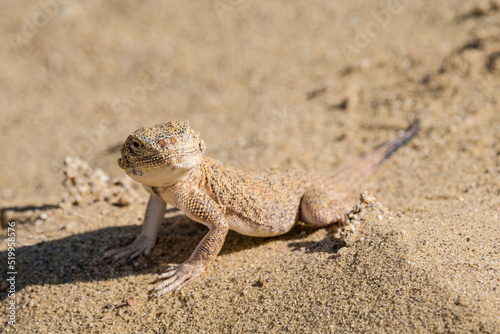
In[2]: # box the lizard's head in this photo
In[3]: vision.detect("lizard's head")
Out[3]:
[118,121,206,186]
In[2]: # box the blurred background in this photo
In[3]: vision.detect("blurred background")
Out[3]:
[1,0,498,208]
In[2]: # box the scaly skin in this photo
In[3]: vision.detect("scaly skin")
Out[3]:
[104,120,420,296]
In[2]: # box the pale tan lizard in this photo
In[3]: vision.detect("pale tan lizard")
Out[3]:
[105,120,420,296]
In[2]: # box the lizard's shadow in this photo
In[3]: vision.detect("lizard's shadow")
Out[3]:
[286,237,346,257]
[0,214,336,301]
[286,225,347,257]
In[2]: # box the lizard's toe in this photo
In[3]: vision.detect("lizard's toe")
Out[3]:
[335,210,350,227]
[104,234,155,260]
[153,263,204,297]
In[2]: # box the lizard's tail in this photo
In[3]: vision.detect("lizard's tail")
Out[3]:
[331,120,420,195]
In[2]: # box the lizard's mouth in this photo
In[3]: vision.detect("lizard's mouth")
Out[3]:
[118,157,128,169]
[118,148,200,171]
[118,154,168,170]
[117,156,145,177]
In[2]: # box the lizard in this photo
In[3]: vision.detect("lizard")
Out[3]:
[104,120,420,296]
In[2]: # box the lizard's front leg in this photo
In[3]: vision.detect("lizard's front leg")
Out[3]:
[105,194,166,259]
[154,188,228,296]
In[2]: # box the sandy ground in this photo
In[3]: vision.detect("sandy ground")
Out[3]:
[1,0,500,333]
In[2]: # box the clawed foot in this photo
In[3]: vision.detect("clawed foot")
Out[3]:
[336,211,350,227]
[104,234,156,260]
[328,211,350,236]
[152,262,205,297]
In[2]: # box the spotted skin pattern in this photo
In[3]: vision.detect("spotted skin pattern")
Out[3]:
[105,120,420,296]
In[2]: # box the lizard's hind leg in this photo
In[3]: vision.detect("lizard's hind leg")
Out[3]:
[299,188,350,228]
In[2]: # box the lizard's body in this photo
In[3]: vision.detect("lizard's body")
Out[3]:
[105,120,420,295]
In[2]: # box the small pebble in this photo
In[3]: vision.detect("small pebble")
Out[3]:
[360,191,375,204]
[126,299,136,307]
[350,220,360,226]
[344,224,354,231]
[114,196,131,207]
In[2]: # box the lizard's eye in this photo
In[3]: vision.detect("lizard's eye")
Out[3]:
[132,140,141,149]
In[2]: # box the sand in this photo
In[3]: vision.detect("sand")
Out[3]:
[1,0,499,333]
